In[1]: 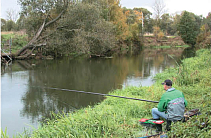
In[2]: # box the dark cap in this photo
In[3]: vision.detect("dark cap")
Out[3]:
[161,79,172,86]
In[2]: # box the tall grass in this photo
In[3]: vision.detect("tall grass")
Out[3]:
[2,49,211,138]
[155,49,211,137]
[1,128,9,138]
[1,33,28,53]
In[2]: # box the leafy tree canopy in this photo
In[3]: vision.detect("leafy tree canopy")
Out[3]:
[18,0,69,37]
[206,12,211,30]
[47,3,116,56]
[178,11,200,46]
[1,18,7,31]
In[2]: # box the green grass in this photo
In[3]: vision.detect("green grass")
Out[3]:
[151,45,190,49]
[1,33,28,54]
[2,49,211,138]
[167,36,177,38]
[175,45,189,48]
[152,45,171,48]
[154,49,211,137]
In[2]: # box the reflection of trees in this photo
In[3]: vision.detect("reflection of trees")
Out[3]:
[181,47,196,60]
[19,47,187,123]
[1,60,35,75]
[21,58,127,123]
[21,85,77,123]
[1,65,11,75]
[132,48,186,77]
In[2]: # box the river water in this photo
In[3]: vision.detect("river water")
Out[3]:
[1,47,194,136]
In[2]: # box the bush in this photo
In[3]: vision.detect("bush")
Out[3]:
[47,3,116,57]
[197,24,210,44]
[157,31,164,39]
[153,26,160,37]
[1,33,28,53]
[153,26,165,39]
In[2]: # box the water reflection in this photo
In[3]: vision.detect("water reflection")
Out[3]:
[1,47,188,136]
[181,47,196,60]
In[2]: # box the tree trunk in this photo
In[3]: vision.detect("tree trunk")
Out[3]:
[15,19,46,56]
[15,10,65,57]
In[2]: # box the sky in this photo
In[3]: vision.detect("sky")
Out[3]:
[1,0,211,20]
[120,0,211,17]
[1,0,21,20]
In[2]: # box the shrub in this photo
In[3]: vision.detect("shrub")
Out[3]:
[157,31,164,39]
[153,26,165,40]
[47,3,116,57]
[1,33,28,53]
[153,26,161,37]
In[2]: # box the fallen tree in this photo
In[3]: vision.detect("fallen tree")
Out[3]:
[15,10,65,59]
[15,0,69,59]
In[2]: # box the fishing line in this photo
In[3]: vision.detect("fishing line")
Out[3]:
[37,86,78,111]
[32,86,159,103]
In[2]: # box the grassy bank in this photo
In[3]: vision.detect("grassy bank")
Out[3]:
[151,45,189,49]
[154,49,211,137]
[1,32,28,54]
[143,36,186,47]
[2,49,211,138]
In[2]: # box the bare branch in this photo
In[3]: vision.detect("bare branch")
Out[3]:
[45,10,65,27]
[6,9,19,22]
[15,9,66,57]
[152,0,166,20]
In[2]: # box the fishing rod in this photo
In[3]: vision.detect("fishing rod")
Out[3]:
[32,86,159,103]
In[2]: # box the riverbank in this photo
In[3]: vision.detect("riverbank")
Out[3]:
[143,36,186,47]
[1,31,28,54]
[1,31,188,62]
[2,49,210,137]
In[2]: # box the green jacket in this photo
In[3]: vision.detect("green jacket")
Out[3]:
[158,88,188,112]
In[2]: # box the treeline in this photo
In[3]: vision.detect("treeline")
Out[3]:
[1,0,211,57]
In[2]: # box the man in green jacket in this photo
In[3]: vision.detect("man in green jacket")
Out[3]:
[151,79,188,121]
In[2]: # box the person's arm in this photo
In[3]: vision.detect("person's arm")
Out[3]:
[158,94,167,112]
[182,93,188,107]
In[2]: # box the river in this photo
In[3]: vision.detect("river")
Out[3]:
[1,47,195,136]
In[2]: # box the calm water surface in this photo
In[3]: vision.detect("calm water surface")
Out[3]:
[1,47,194,136]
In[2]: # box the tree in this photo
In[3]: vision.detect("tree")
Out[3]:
[169,13,181,35]
[6,9,19,22]
[16,0,132,58]
[153,26,164,39]
[196,24,210,44]
[178,11,199,46]
[47,3,116,56]
[160,13,173,35]
[123,7,154,34]
[5,20,17,31]
[1,18,7,31]
[107,0,130,41]
[123,8,136,25]
[206,12,211,31]
[16,15,26,30]
[14,0,70,58]
[1,18,18,31]
[18,0,68,37]
[152,0,166,26]
[193,14,203,32]
[83,0,130,41]
[133,8,153,33]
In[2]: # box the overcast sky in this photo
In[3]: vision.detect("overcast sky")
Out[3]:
[1,0,211,20]
[120,0,211,17]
